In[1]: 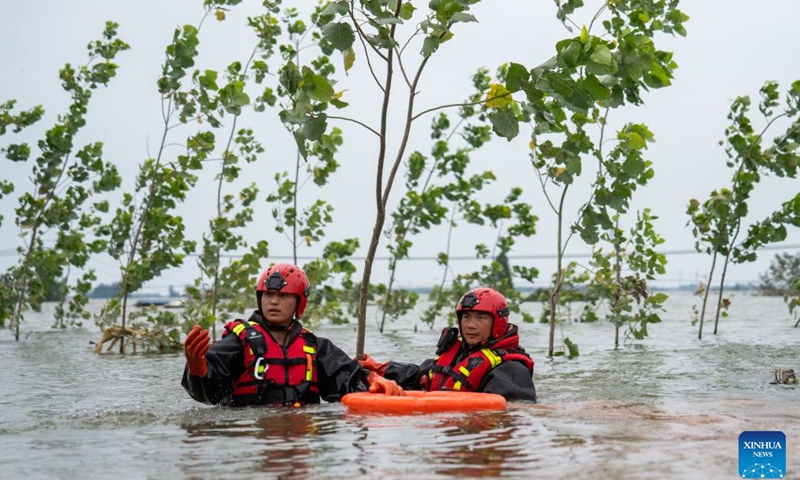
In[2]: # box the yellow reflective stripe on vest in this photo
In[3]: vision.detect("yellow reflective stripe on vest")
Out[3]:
[458,366,470,376]
[453,381,462,390]
[232,320,259,337]
[482,348,502,368]
[303,345,316,382]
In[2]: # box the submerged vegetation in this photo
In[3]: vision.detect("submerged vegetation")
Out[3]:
[2,0,798,354]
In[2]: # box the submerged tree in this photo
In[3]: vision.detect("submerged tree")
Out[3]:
[588,209,667,349]
[218,0,686,358]
[263,0,494,357]
[789,277,800,329]
[379,70,498,332]
[96,11,223,353]
[0,22,128,340]
[759,252,800,296]
[183,5,283,340]
[759,252,800,328]
[475,1,687,356]
[688,80,800,339]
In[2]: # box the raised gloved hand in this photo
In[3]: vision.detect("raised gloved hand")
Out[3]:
[367,371,405,396]
[184,325,210,377]
[358,353,389,376]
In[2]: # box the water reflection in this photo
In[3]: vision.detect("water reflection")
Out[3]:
[340,408,547,478]
[179,408,331,479]
[427,410,540,478]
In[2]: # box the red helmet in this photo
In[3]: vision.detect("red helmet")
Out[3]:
[256,263,310,319]
[456,287,510,340]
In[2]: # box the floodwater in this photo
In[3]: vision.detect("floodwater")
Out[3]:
[1,292,798,480]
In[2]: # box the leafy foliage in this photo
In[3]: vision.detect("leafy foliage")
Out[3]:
[183,46,269,340]
[588,210,667,348]
[0,22,128,339]
[759,252,800,328]
[379,72,499,332]
[466,1,687,356]
[96,16,220,352]
[687,80,800,338]
[759,252,800,296]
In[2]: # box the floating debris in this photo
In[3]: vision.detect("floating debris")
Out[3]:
[771,369,797,385]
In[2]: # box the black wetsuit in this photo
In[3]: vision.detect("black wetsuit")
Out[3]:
[381,326,537,402]
[182,311,369,406]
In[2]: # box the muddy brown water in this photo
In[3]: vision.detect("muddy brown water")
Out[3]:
[1,292,798,479]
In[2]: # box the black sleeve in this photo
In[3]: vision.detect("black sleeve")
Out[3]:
[181,333,245,405]
[382,358,435,391]
[479,361,537,402]
[314,337,370,402]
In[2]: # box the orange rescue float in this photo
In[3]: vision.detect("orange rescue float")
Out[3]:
[341,390,507,415]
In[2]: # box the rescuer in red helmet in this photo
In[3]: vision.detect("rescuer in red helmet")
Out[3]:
[182,263,404,406]
[359,287,536,401]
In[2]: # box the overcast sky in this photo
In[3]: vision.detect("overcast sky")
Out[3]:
[1,0,799,294]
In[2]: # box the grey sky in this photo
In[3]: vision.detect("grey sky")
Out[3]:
[1,0,798,294]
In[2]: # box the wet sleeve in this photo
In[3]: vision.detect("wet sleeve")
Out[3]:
[181,334,244,405]
[315,338,369,402]
[382,358,435,391]
[479,361,537,402]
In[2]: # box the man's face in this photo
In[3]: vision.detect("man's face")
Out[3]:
[260,291,297,326]
[460,311,493,346]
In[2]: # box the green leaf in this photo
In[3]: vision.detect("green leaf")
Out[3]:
[621,156,647,177]
[577,75,610,100]
[644,61,672,88]
[233,92,250,107]
[279,63,301,95]
[399,3,416,20]
[321,22,355,51]
[450,12,477,23]
[302,68,335,102]
[489,107,519,140]
[421,36,440,57]
[623,131,646,150]
[505,63,530,92]
[587,44,617,75]
[303,114,327,142]
[564,337,580,358]
[293,130,308,160]
[321,0,349,16]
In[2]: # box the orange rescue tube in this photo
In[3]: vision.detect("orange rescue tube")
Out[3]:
[341,390,507,414]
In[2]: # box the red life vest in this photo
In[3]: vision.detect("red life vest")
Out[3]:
[222,318,319,406]
[425,326,534,392]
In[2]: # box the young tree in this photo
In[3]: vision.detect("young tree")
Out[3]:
[759,252,800,296]
[476,1,687,356]
[759,251,800,328]
[688,80,800,338]
[182,5,284,340]
[278,0,493,357]
[378,71,497,332]
[96,12,221,353]
[588,209,667,349]
[221,0,685,359]
[0,22,128,340]
[789,277,800,329]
